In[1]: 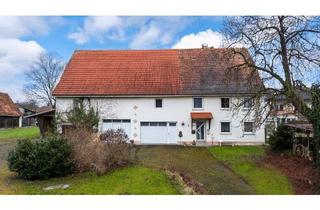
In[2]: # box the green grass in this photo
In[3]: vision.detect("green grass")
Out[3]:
[209,146,294,195]
[136,146,255,194]
[2,166,180,195]
[0,127,40,140]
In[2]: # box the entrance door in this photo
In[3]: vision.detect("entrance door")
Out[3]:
[196,121,205,141]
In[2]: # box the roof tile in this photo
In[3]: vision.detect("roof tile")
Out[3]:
[53,48,263,96]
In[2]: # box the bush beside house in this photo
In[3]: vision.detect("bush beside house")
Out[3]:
[62,101,133,175]
[7,137,74,180]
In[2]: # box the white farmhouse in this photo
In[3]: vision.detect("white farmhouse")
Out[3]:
[53,48,266,145]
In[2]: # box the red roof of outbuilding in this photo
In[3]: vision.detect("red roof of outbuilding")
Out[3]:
[0,92,22,117]
[53,48,263,96]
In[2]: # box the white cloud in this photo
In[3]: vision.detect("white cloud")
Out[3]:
[172,29,225,49]
[129,17,192,49]
[129,26,161,49]
[0,38,44,101]
[0,16,65,101]
[68,16,193,48]
[0,16,50,38]
[68,16,124,44]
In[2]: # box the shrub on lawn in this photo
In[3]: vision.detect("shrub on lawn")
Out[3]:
[64,127,133,175]
[268,124,293,152]
[7,137,74,180]
[100,128,133,169]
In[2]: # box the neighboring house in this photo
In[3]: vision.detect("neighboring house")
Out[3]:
[266,92,311,137]
[0,92,22,129]
[53,48,266,145]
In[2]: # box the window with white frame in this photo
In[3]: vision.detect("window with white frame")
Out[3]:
[193,97,203,109]
[221,122,231,133]
[73,98,83,108]
[155,99,162,108]
[243,97,253,109]
[221,98,230,108]
[244,122,254,133]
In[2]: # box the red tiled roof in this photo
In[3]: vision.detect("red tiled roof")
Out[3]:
[53,48,263,96]
[0,92,22,117]
[191,112,213,119]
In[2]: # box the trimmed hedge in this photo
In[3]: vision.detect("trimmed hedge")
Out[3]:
[7,137,74,180]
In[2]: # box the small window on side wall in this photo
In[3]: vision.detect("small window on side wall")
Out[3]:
[221,122,231,133]
[155,99,162,108]
[73,98,83,108]
[244,122,254,133]
[221,98,230,108]
[193,97,203,108]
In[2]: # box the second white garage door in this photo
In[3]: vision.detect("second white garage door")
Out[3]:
[140,121,178,144]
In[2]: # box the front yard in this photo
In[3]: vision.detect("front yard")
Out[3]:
[209,146,294,194]
[1,166,179,195]
[0,127,302,195]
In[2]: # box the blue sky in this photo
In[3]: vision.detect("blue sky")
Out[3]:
[0,16,225,101]
[22,16,224,60]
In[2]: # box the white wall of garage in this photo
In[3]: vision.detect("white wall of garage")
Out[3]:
[55,96,266,144]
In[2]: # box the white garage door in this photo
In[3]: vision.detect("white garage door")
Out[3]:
[102,119,131,138]
[140,122,178,144]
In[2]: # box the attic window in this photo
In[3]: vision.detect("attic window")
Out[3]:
[193,97,203,109]
[221,98,230,108]
[244,97,254,109]
[155,99,162,108]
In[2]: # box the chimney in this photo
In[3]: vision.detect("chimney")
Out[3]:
[201,43,208,49]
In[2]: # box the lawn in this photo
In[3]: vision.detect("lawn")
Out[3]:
[0,127,295,195]
[1,166,179,195]
[0,127,40,140]
[136,146,255,194]
[209,146,294,195]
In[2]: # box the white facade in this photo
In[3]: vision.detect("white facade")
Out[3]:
[56,96,266,145]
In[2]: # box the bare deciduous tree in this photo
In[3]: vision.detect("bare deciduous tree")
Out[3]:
[222,16,320,160]
[24,53,64,107]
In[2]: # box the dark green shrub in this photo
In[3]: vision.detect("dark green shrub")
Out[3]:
[268,124,293,152]
[7,137,74,180]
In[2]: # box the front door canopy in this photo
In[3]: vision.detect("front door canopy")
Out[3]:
[190,112,213,129]
[190,112,213,120]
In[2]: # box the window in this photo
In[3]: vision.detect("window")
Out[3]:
[103,119,131,123]
[73,97,90,108]
[73,98,83,108]
[141,122,149,126]
[150,122,158,126]
[193,97,203,108]
[169,122,177,126]
[244,122,254,133]
[221,98,230,108]
[221,122,230,133]
[244,97,253,109]
[155,99,162,108]
[159,122,167,126]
